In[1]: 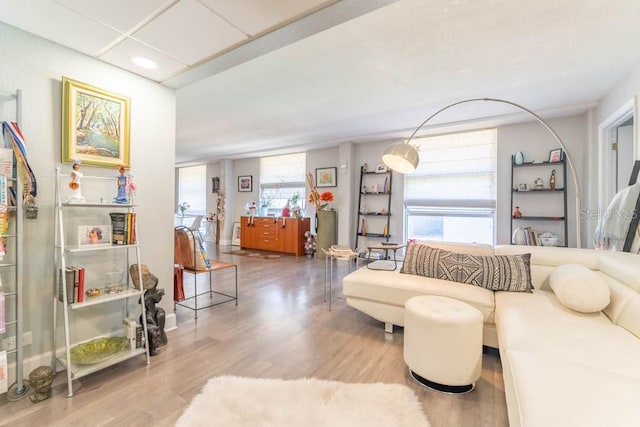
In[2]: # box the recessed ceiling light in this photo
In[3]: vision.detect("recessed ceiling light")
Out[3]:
[130,56,158,70]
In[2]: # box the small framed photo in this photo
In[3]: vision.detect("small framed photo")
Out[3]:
[518,183,529,191]
[231,222,241,246]
[549,148,563,163]
[238,175,252,192]
[375,164,387,173]
[78,225,111,247]
[316,167,337,188]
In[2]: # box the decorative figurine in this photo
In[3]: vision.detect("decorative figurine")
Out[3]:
[550,169,556,190]
[29,365,54,403]
[513,206,522,218]
[67,161,86,203]
[248,201,257,225]
[131,264,167,356]
[534,177,544,189]
[114,166,130,204]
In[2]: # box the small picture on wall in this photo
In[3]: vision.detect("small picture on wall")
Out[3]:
[78,225,111,247]
[549,148,563,163]
[316,167,337,188]
[238,175,252,192]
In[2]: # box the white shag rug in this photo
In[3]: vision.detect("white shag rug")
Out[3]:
[175,376,430,427]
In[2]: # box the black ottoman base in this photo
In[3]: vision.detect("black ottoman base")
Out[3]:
[409,369,475,394]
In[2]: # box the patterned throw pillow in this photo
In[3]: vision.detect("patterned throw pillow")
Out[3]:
[400,243,533,292]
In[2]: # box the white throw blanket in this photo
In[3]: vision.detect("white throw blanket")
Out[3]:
[594,182,640,250]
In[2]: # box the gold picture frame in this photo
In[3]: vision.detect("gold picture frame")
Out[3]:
[62,77,130,168]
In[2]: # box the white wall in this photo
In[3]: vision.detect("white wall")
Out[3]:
[496,114,587,247]
[0,23,175,364]
[598,62,640,124]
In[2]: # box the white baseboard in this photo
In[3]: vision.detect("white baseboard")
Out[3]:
[0,312,177,394]
[165,312,177,331]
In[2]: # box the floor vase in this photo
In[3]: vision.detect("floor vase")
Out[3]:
[316,210,337,259]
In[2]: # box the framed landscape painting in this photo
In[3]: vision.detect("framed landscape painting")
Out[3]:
[62,77,130,168]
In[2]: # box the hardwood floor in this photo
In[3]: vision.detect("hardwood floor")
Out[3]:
[0,244,508,427]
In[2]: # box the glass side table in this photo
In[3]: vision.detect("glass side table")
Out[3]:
[321,247,359,311]
[366,243,406,271]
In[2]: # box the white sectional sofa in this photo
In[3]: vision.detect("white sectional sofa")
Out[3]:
[342,242,640,427]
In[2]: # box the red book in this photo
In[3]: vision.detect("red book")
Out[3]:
[77,267,85,302]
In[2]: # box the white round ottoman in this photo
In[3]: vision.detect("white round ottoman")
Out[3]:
[404,295,483,393]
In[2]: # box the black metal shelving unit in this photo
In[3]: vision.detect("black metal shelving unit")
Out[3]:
[355,166,392,251]
[510,156,568,246]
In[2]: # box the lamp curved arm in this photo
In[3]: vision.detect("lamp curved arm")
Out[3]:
[407,97,581,247]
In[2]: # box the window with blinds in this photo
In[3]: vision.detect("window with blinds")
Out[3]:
[260,153,306,215]
[178,165,206,215]
[404,129,496,244]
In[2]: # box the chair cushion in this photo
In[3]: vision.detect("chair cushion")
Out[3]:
[400,243,533,292]
[549,263,610,313]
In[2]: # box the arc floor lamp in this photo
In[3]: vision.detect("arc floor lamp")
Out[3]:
[382,97,582,248]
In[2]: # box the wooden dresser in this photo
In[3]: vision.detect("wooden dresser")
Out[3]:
[240,216,310,256]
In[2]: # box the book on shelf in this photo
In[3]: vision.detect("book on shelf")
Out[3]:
[128,212,137,244]
[72,266,79,303]
[123,318,142,350]
[76,266,85,303]
[58,267,75,303]
[58,266,85,303]
[110,212,137,245]
[110,212,127,244]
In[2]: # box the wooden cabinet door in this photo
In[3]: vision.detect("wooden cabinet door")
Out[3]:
[240,216,257,249]
[277,218,296,254]
[278,217,310,256]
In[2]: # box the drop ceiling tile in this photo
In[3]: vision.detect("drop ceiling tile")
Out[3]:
[199,0,335,35]
[99,37,188,82]
[55,0,175,33]
[0,0,120,55]
[132,0,247,65]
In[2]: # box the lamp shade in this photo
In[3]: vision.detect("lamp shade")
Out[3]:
[382,143,419,174]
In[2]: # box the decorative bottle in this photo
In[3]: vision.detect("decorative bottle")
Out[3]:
[361,218,366,236]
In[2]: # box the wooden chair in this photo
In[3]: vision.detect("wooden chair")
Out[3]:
[174,226,237,319]
[188,215,205,240]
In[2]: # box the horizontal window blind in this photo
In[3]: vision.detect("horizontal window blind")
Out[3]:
[405,129,496,208]
[260,153,306,186]
[260,153,306,209]
[178,165,206,214]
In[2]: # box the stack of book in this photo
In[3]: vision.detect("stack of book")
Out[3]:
[58,266,85,303]
[329,245,357,257]
[109,212,137,245]
[520,227,559,246]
